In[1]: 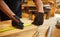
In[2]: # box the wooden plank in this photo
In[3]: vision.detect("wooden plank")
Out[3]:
[0,25,38,37]
[0,17,58,37]
[51,27,60,37]
[0,19,38,37]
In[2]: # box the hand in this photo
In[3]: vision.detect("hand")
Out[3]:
[32,12,44,26]
[11,15,24,29]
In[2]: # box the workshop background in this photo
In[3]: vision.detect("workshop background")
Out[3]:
[0,0,60,37]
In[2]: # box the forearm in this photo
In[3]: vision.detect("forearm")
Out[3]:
[0,0,2,2]
[34,0,44,13]
[0,1,15,18]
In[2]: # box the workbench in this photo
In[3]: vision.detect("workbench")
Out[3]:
[0,17,60,37]
[0,19,38,37]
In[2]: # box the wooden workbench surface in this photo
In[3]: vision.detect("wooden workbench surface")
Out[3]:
[0,19,38,37]
[0,25,38,37]
[0,17,60,37]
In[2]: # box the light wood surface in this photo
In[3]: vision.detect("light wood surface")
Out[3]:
[0,19,38,37]
[0,17,60,37]
[50,26,60,37]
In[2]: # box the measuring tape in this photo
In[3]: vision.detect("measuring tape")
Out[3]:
[0,23,32,33]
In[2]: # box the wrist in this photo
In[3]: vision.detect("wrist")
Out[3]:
[11,15,20,22]
[38,12,44,13]
[37,10,44,13]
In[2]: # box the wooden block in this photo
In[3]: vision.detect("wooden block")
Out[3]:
[46,26,60,37]
[0,20,38,37]
[51,27,60,37]
[0,25,38,37]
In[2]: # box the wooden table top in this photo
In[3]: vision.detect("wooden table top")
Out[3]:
[0,19,38,36]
